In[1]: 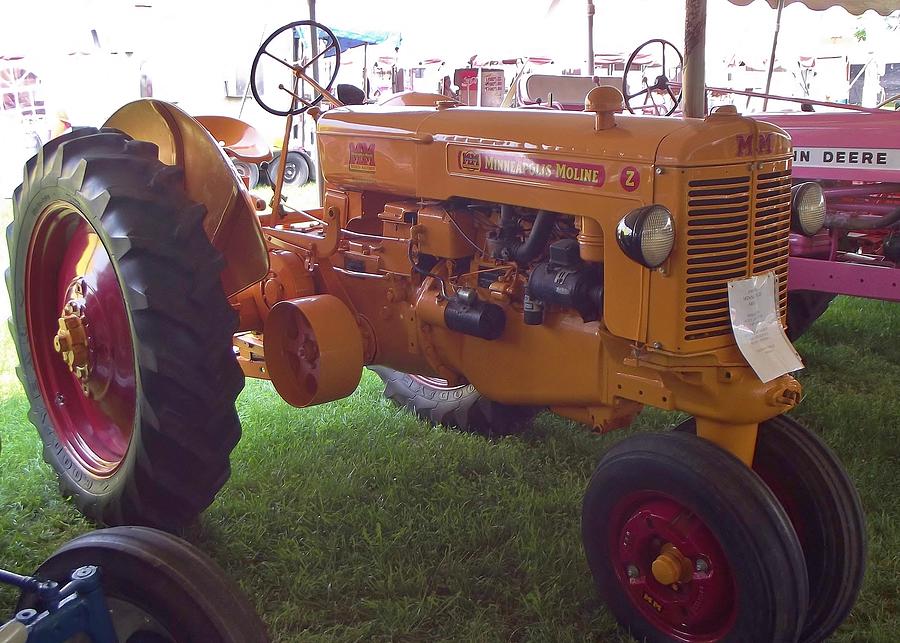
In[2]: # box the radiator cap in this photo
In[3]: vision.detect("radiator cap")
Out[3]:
[585,86,624,131]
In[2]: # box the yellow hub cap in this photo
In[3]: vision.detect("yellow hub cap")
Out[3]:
[651,543,693,586]
[53,303,91,392]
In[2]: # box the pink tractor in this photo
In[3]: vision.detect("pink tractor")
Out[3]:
[759,106,900,336]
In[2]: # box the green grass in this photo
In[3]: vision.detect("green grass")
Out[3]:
[0,195,897,641]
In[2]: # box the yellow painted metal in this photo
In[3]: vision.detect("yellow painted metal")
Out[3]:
[652,544,693,586]
[104,100,268,296]
[193,115,273,163]
[228,96,802,465]
[54,314,88,376]
[0,619,28,643]
[263,295,363,407]
[696,418,760,466]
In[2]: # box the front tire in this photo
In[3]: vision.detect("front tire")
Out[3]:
[582,432,808,642]
[8,128,243,529]
[676,415,866,642]
[18,527,268,642]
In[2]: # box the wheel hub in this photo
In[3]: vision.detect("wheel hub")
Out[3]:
[53,280,91,394]
[26,202,137,476]
[611,492,737,640]
[651,543,692,586]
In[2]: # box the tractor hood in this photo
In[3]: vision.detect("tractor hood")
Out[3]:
[317,101,791,209]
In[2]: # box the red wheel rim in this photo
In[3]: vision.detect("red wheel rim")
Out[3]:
[25,201,137,477]
[609,491,737,642]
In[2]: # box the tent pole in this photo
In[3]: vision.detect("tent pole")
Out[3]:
[763,0,785,111]
[307,0,324,204]
[683,0,707,118]
[587,0,595,78]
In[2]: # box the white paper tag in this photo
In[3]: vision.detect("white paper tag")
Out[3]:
[728,272,804,383]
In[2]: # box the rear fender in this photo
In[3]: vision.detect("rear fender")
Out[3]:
[104,99,268,296]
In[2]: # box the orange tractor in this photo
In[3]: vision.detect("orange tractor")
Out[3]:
[9,10,867,643]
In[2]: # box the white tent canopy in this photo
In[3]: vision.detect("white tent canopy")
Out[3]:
[728,0,900,15]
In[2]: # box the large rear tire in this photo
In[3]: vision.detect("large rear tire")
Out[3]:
[582,432,808,642]
[18,527,268,642]
[8,127,243,529]
[370,366,535,437]
[676,415,866,643]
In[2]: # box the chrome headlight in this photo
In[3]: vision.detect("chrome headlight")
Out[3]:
[790,182,826,236]
[616,205,675,268]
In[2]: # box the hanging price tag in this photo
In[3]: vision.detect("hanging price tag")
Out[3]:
[728,272,804,383]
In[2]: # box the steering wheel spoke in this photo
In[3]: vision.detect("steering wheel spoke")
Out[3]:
[627,87,651,101]
[278,84,315,108]
[250,20,342,117]
[622,38,684,116]
[302,36,338,73]
[262,49,296,72]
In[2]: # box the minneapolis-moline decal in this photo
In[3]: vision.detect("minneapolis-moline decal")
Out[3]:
[456,149,606,188]
[349,142,376,172]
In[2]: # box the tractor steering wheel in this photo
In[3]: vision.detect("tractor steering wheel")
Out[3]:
[622,38,683,116]
[250,20,341,117]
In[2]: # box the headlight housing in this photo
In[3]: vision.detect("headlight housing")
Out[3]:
[790,182,826,236]
[615,205,675,268]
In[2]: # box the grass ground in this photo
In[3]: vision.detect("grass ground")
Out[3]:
[0,195,897,641]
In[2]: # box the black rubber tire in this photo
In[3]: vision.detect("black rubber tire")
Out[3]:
[267,150,310,186]
[370,366,536,437]
[8,127,243,529]
[582,431,808,643]
[18,526,268,642]
[675,415,866,643]
[786,290,836,340]
[231,159,260,190]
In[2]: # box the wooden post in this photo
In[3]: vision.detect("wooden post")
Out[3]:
[683,0,707,118]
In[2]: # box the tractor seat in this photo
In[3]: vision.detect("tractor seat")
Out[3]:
[518,74,624,111]
[194,115,273,163]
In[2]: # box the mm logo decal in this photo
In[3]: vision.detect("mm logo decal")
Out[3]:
[349,142,376,172]
[460,150,482,171]
[737,133,774,157]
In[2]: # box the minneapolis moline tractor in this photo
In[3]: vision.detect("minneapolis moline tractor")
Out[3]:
[8,16,866,643]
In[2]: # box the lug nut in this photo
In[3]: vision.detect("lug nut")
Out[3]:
[15,609,38,625]
[626,564,640,579]
[54,334,71,352]
[695,558,709,573]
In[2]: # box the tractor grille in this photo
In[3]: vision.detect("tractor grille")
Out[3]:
[683,164,790,342]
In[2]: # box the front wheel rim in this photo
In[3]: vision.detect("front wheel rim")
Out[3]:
[609,491,738,642]
[25,201,137,476]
